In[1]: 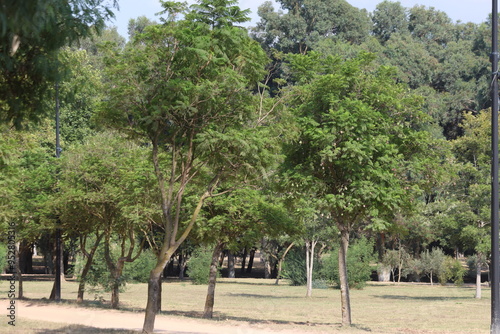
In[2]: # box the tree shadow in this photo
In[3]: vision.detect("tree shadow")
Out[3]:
[33,325,140,334]
[373,295,470,301]
[162,309,340,329]
[225,292,305,299]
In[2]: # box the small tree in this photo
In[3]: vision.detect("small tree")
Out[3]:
[320,237,376,289]
[419,247,446,285]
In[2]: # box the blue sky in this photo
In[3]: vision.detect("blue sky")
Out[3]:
[109,0,493,39]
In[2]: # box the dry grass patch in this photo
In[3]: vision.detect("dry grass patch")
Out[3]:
[0,278,491,333]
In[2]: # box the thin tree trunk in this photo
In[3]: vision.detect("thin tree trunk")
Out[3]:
[77,233,103,303]
[275,242,294,285]
[246,248,255,273]
[203,242,224,319]
[15,242,23,299]
[49,237,65,300]
[77,262,92,303]
[305,240,317,298]
[241,248,247,274]
[338,227,351,326]
[228,251,235,278]
[475,258,482,299]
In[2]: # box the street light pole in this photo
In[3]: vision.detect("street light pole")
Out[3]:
[492,0,500,332]
[54,81,61,302]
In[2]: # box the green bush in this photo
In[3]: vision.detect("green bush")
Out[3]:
[438,257,466,286]
[123,250,157,283]
[282,247,307,286]
[320,237,376,289]
[0,243,7,273]
[186,246,217,285]
[74,240,155,291]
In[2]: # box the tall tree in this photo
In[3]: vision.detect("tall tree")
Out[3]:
[0,0,117,127]
[56,131,157,307]
[252,0,371,54]
[99,1,278,332]
[371,0,408,43]
[282,51,440,325]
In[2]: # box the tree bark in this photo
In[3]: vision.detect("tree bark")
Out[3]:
[338,227,351,326]
[241,248,247,274]
[475,257,482,299]
[110,259,126,309]
[275,242,294,285]
[77,260,92,303]
[143,266,163,334]
[49,238,64,300]
[77,233,103,303]
[157,274,162,313]
[15,242,23,299]
[305,240,317,298]
[228,251,235,278]
[203,242,224,319]
[246,248,255,273]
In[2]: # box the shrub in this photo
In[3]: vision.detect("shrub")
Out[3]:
[419,247,446,285]
[186,246,218,285]
[123,250,157,283]
[0,243,7,273]
[282,247,307,286]
[320,237,376,289]
[438,257,466,286]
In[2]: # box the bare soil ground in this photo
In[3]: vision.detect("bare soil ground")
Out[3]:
[1,299,310,334]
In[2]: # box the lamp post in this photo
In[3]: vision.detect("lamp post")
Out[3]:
[54,81,61,302]
[492,0,500,333]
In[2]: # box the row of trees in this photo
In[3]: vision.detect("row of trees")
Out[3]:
[0,0,497,333]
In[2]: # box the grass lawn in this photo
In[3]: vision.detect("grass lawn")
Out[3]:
[0,278,491,333]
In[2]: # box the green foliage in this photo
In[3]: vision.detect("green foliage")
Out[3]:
[438,257,465,286]
[320,237,376,289]
[283,51,437,232]
[0,243,7,273]
[252,0,371,54]
[122,250,157,283]
[415,247,446,284]
[282,247,307,286]
[186,247,218,285]
[0,0,118,127]
[75,239,154,288]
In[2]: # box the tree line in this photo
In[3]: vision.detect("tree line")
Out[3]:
[0,0,496,332]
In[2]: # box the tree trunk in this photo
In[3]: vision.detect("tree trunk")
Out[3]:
[241,248,247,274]
[475,259,482,299]
[228,251,235,278]
[157,274,162,313]
[338,227,351,326]
[246,248,255,273]
[110,259,126,309]
[305,240,317,298]
[264,257,272,279]
[77,259,93,303]
[275,243,294,285]
[15,242,23,299]
[143,268,163,334]
[203,242,224,319]
[77,233,103,303]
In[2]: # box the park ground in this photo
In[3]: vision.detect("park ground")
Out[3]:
[0,278,492,333]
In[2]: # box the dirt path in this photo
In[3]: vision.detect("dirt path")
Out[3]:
[11,300,307,334]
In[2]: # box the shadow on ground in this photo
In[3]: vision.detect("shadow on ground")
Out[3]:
[33,325,198,334]
[373,295,470,301]
[33,325,139,334]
